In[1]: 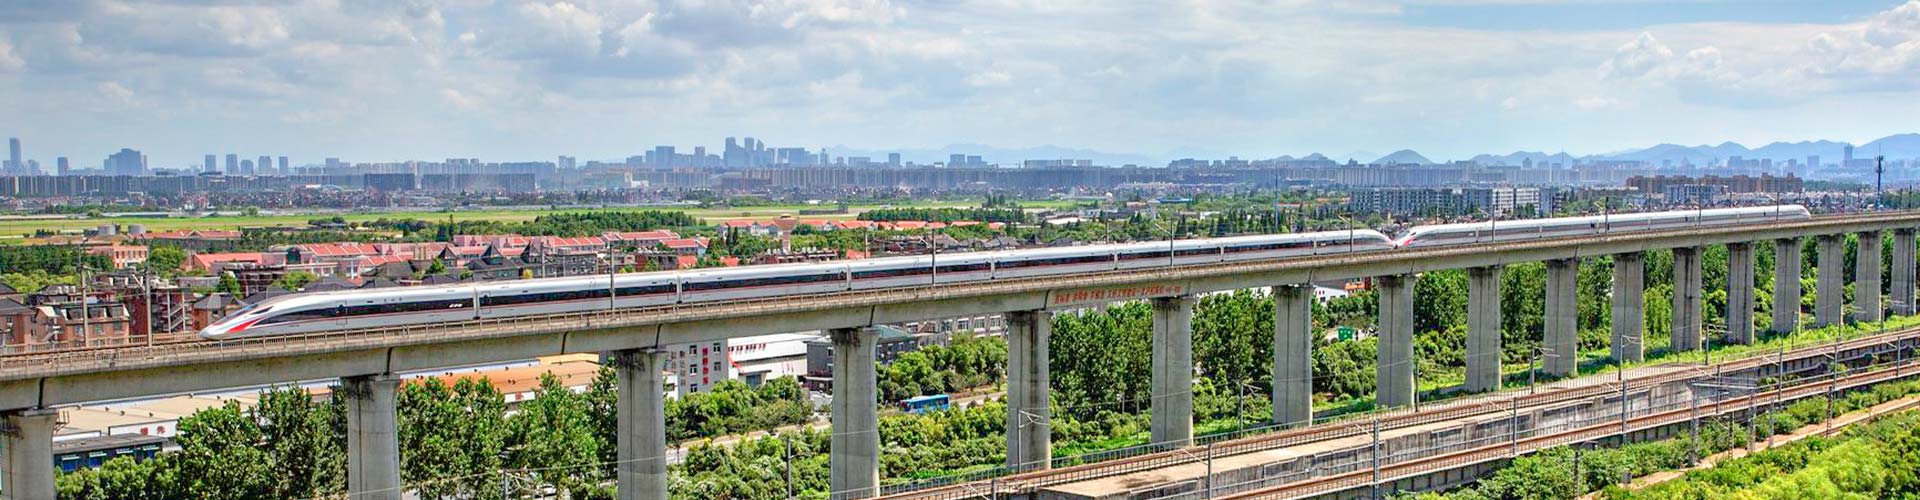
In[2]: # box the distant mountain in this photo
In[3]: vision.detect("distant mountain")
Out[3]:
[1374,149,1432,165]
[1587,134,1919,164]
[1861,134,1920,159]
[1469,151,1578,166]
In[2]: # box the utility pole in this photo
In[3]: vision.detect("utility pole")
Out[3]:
[1370,417,1381,500]
[1877,155,1886,211]
[1688,383,1700,464]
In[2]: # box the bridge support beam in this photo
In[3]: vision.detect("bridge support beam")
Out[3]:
[829,327,880,500]
[1376,274,1416,409]
[1612,252,1645,363]
[612,349,668,500]
[1006,310,1052,471]
[1,408,58,500]
[1545,259,1578,377]
[1896,229,1917,316]
[1671,247,1704,352]
[1774,238,1803,334]
[344,374,402,500]
[1857,230,1884,323]
[1151,295,1196,448]
[1726,242,1755,345]
[1465,266,1503,392]
[1817,234,1846,328]
[1273,284,1314,427]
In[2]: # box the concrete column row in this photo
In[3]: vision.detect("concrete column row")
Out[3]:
[1272,285,1314,427]
[1773,239,1802,334]
[1464,266,1503,392]
[1544,259,1579,376]
[1376,274,1416,408]
[1898,229,1918,316]
[1006,310,1052,471]
[830,327,881,500]
[1613,252,1646,363]
[1817,234,1846,327]
[1150,295,1197,448]
[1859,230,1885,323]
[1670,246,1704,352]
[1726,242,1756,345]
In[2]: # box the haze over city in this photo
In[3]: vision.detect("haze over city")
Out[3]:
[4,0,1920,165]
[15,3,1920,500]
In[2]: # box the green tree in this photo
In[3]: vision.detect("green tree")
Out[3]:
[273,271,320,291]
[146,246,188,276]
[509,373,603,495]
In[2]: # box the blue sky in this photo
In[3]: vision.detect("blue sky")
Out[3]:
[1,0,1918,166]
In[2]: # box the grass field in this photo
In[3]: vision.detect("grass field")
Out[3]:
[0,199,1084,240]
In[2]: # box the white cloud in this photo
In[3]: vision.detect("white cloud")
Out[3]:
[1,0,1919,164]
[0,39,23,73]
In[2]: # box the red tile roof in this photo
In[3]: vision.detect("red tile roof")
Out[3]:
[662,238,705,249]
[297,242,380,257]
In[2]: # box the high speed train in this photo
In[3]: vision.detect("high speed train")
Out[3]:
[200,205,1810,340]
[1393,204,1809,248]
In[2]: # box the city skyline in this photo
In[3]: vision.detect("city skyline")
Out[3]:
[2,1,1919,165]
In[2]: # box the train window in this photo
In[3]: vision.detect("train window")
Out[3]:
[1119,250,1169,261]
[615,284,676,296]
[684,272,843,291]
[852,266,933,279]
[1226,241,1311,253]
[1174,247,1219,257]
[936,262,991,273]
[996,254,1112,269]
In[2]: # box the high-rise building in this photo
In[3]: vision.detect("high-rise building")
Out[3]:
[104,148,147,176]
[56,157,70,176]
[224,154,238,174]
[277,156,289,175]
[203,154,217,173]
[888,153,901,167]
[240,159,254,174]
[7,137,21,171]
[557,155,576,170]
[257,156,272,176]
[1807,155,1820,170]
[1844,145,1854,167]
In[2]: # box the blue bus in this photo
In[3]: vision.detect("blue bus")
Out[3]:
[899,394,951,414]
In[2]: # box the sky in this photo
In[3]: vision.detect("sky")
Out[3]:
[2,0,1919,167]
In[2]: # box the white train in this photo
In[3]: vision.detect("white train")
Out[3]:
[1393,205,1809,248]
[200,205,1809,340]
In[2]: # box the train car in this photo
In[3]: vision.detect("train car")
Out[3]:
[1394,205,1810,249]
[990,245,1119,279]
[194,228,1435,340]
[201,285,483,338]
[678,262,850,303]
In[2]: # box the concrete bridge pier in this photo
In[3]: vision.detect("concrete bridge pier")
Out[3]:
[1774,238,1803,334]
[1272,284,1314,427]
[2,408,59,500]
[1150,295,1197,448]
[1464,266,1503,392]
[612,349,668,500]
[1544,259,1578,376]
[1671,247,1704,352]
[1896,229,1917,316]
[1858,230,1884,323]
[1376,274,1416,408]
[344,374,403,500]
[1817,234,1846,328]
[1612,252,1645,363]
[829,327,881,500]
[1726,242,1755,344]
[1006,310,1052,470]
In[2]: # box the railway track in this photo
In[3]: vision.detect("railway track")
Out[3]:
[3,211,1909,380]
[1219,346,1920,500]
[874,325,1920,500]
